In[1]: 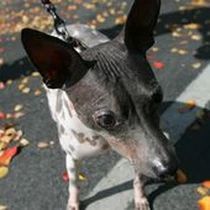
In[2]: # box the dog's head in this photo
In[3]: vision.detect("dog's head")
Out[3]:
[21,0,178,179]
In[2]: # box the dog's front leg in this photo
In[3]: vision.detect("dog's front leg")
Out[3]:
[133,174,150,210]
[66,154,80,210]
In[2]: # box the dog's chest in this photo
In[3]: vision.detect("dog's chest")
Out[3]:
[45,86,109,159]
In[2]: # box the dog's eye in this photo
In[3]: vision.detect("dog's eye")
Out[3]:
[93,110,116,129]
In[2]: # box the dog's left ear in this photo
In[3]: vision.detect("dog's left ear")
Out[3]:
[124,0,161,52]
[21,28,92,89]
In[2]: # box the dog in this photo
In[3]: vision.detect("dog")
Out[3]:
[21,0,178,209]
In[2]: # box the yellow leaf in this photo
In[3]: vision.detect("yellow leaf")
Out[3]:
[0,204,8,210]
[78,173,87,181]
[0,166,9,179]
[197,186,209,196]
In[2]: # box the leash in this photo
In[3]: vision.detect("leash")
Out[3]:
[41,0,86,49]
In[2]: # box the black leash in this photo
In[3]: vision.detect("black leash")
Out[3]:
[41,0,86,49]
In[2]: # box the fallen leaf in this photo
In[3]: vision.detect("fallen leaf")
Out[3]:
[0,58,4,65]
[4,128,16,139]
[14,130,23,141]
[0,82,5,90]
[192,62,201,69]
[178,99,196,113]
[21,87,30,94]
[79,172,87,181]
[0,146,19,166]
[0,204,8,210]
[115,15,127,25]
[153,61,165,70]
[0,112,6,120]
[197,186,209,196]
[0,166,9,179]
[191,34,202,41]
[37,142,49,149]
[198,196,210,210]
[0,142,7,151]
[13,112,25,119]
[178,49,188,55]
[202,181,210,189]
[176,169,188,184]
[186,99,197,109]
[31,72,40,77]
[14,104,23,112]
[62,171,69,182]
[96,14,105,23]
[19,138,29,147]
[34,89,42,96]
[184,23,201,30]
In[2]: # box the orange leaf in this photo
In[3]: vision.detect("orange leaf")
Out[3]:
[198,196,210,210]
[0,146,19,166]
[202,181,210,189]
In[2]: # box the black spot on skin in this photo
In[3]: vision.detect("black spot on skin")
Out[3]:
[69,145,75,152]
[71,130,86,143]
[59,124,65,133]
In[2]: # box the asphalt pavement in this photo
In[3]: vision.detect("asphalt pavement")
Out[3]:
[0,0,210,210]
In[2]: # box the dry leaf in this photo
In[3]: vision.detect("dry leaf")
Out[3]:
[96,14,105,23]
[62,171,69,182]
[115,15,127,25]
[202,181,210,189]
[19,138,29,147]
[0,166,9,179]
[176,169,188,184]
[0,146,19,166]
[0,204,8,210]
[21,87,30,94]
[197,186,209,196]
[14,104,23,112]
[198,196,210,210]
[34,89,42,96]
[0,142,7,151]
[0,82,5,90]
[0,112,6,120]
[178,49,188,55]
[192,62,201,69]
[37,142,49,149]
[178,99,196,113]
[31,72,40,77]
[191,34,201,41]
[184,23,201,30]
[79,172,87,181]
[14,130,23,141]
[13,112,25,119]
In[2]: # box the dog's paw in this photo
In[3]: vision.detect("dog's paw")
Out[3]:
[66,202,79,210]
[135,197,150,210]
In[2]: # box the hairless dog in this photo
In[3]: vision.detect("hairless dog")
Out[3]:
[21,0,178,209]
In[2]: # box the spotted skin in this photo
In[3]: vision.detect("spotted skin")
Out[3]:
[21,0,179,209]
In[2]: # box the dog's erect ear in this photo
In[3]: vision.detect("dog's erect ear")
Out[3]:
[124,0,161,52]
[21,28,91,89]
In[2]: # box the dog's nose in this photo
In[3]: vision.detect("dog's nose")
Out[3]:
[152,159,178,178]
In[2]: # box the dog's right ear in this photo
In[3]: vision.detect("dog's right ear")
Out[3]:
[21,28,92,89]
[124,0,161,52]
